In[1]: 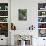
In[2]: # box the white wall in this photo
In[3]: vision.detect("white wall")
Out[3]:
[11,0,46,46]
[11,0,38,45]
[11,0,46,30]
[11,0,38,30]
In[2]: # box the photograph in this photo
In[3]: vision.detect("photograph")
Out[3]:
[38,29,46,37]
[0,23,8,37]
[18,9,27,20]
[38,17,46,22]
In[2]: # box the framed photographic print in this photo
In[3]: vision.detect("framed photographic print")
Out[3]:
[38,29,46,37]
[0,23,8,37]
[18,9,27,21]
